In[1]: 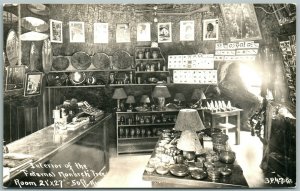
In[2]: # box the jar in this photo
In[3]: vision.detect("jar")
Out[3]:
[138,51,144,59]
[152,50,159,59]
[145,49,151,59]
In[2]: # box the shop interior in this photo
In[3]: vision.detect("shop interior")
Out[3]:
[2,3,296,189]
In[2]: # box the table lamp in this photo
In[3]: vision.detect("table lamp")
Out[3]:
[140,95,150,109]
[191,89,206,107]
[126,95,135,112]
[152,85,171,111]
[112,88,127,111]
[177,130,203,161]
[174,109,205,132]
[174,93,186,106]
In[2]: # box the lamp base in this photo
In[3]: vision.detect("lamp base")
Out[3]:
[157,97,166,111]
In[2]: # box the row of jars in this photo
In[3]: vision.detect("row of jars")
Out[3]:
[136,61,166,72]
[118,114,177,125]
[137,49,160,59]
[119,127,166,138]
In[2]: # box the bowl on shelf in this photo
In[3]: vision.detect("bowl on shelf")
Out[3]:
[148,77,159,83]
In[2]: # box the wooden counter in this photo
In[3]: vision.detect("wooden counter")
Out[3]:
[3,113,112,188]
[142,136,248,188]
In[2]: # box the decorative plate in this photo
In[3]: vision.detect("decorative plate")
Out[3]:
[27,4,50,16]
[169,164,189,177]
[3,11,18,24]
[112,50,133,69]
[69,72,86,85]
[52,56,70,71]
[21,17,49,33]
[20,32,49,41]
[71,52,91,70]
[91,52,110,70]
[42,39,53,74]
[6,29,19,66]
[29,42,39,71]
[46,73,68,86]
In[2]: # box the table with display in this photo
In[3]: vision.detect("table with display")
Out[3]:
[142,136,249,188]
[3,113,112,188]
[203,108,243,145]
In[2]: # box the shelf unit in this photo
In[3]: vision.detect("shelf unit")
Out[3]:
[134,47,170,84]
[116,110,180,155]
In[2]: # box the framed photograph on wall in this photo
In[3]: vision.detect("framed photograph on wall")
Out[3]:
[69,21,85,43]
[94,23,109,43]
[137,23,151,42]
[5,65,25,91]
[24,72,43,97]
[220,4,262,41]
[180,21,194,41]
[158,22,172,43]
[50,19,63,43]
[116,23,130,43]
[203,19,219,41]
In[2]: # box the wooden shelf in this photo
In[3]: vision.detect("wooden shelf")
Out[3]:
[116,110,180,114]
[118,136,159,140]
[135,58,164,61]
[48,69,135,73]
[46,85,106,88]
[118,123,175,127]
[135,71,169,74]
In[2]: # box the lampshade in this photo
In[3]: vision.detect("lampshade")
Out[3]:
[126,95,135,104]
[140,95,151,103]
[177,130,203,152]
[174,93,186,102]
[152,85,171,98]
[112,88,127,99]
[191,89,206,100]
[174,109,205,131]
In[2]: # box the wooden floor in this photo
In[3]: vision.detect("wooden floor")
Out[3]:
[94,130,282,188]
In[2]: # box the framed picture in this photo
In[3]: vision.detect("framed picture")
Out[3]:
[220,4,262,41]
[158,22,172,43]
[24,72,43,97]
[69,21,85,43]
[116,23,130,43]
[94,23,109,43]
[203,19,219,41]
[137,23,151,42]
[5,65,25,91]
[50,19,63,43]
[180,21,194,41]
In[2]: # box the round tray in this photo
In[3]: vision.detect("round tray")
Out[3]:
[169,164,189,177]
[21,17,49,32]
[190,169,208,180]
[27,4,50,16]
[112,50,132,69]
[71,52,91,70]
[92,52,110,70]
[6,29,19,66]
[69,72,86,85]
[52,56,70,71]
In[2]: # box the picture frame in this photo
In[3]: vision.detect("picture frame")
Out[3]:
[180,21,194,41]
[5,65,25,91]
[116,23,131,43]
[220,4,262,41]
[94,23,109,43]
[158,22,172,43]
[203,19,219,41]
[137,23,151,42]
[69,21,85,43]
[50,19,63,43]
[24,72,43,97]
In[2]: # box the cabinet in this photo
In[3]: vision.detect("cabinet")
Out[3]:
[134,47,170,84]
[261,102,296,184]
[116,110,179,155]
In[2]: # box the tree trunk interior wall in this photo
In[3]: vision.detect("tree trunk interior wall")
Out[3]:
[3,4,292,143]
